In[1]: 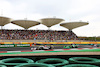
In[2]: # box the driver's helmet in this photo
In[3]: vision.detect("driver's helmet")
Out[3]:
[44,45,47,47]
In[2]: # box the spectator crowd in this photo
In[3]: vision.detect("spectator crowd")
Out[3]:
[0,30,78,40]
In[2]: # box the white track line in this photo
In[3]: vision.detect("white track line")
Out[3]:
[7,51,21,53]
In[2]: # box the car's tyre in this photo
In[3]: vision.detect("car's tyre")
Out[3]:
[75,46,78,48]
[39,47,43,50]
[72,46,74,48]
[97,45,99,47]
[49,45,54,49]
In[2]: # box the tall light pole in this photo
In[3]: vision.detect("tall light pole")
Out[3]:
[95,36,96,42]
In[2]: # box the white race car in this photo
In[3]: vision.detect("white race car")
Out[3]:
[36,45,54,50]
[31,45,54,50]
[37,46,49,50]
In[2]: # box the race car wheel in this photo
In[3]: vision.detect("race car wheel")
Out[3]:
[39,47,43,50]
[75,46,78,48]
[72,46,74,48]
[97,45,99,47]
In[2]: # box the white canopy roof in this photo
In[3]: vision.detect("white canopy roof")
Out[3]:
[0,16,11,26]
[40,18,64,27]
[60,22,89,30]
[11,20,40,29]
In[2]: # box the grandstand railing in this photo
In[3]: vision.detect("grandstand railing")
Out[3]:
[0,40,95,42]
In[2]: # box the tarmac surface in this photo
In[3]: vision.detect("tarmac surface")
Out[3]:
[0,45,95,51]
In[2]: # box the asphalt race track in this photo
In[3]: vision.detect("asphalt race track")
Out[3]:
[0,45,94,51]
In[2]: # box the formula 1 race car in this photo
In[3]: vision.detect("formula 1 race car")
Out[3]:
[37,45,54,50]
[90,44,100,47]
[31,45,54,50]
[63,45,78,49]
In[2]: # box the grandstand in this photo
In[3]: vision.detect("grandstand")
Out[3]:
[0,29,77,40]
[0,16,89,42]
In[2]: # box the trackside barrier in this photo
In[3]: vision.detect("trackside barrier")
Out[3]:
[0,57,99,67]
[36,58,69,67]
[16,44,30,47]
[62,64,99,67]
[0,58,34,67]
[0,42,100,45]
[0,65,7,67]
[0,44,30,48]
[68,57,100,65]
[0,45,14,48]
[0,42,100,48]
[14,63,55,67]
[35,42,100,45]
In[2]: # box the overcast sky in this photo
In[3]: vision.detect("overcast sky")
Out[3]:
[0,0,100,37]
